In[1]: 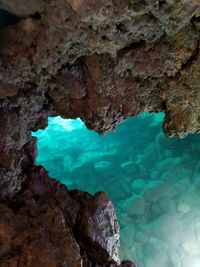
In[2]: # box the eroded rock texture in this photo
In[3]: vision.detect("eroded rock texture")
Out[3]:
[0,164,121,266]
[0,0,200,266]
[0,0,200,197]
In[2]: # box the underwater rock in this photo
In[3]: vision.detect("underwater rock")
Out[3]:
[160,171,175,181]
[33,114,200,267]
[155,157,178,172]
[144,180,178,203]
[106,177,131,200]
[120,195,146,216]
[120,224,135,250]
[177,201,191,214]
[174,177,191,192]
[131,179,145,194]
[134,231,149,244]
[142,238,174,267]
[116,210,132,228]
[95,161,114,177]
[150,170,160,180]
[121,161,138,175]
[70,161,95,179]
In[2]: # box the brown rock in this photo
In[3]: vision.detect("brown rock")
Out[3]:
[0,189,82,267]
[73,191,120,265]
[0,167,121,267]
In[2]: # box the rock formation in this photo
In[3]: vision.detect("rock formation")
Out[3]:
[0,164,122,266]
[0,0,200,266]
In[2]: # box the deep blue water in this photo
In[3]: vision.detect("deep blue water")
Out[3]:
[32,113,200,267]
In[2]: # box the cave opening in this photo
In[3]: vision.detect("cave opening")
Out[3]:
[32,112,200,267]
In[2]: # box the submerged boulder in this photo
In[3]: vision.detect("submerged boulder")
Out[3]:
[121,161,138,175]
[120,195,146,217]
[95,161,115,177]
[131,179,145,194]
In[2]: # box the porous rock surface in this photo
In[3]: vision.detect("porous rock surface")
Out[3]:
[0,0,200,266]
[0,164,121,266]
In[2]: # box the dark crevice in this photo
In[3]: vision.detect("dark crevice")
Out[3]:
[30,12,41,20]
[193,16,200,23]
[158,0,167,9]
[101,35,109,41]
[191,15,200,33]
[117,40,146,58]
[0,9,20,29]
[161,100,167,111]
[116,22,127,33]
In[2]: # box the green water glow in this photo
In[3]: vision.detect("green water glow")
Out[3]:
[32,112,200,267]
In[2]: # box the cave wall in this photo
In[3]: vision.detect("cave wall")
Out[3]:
[0,0,200,266]
[1,0,200,198]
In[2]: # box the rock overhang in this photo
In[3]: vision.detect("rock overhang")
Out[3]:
[0,1,200,266]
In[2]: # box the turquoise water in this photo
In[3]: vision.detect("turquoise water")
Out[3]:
[33,113,200,267]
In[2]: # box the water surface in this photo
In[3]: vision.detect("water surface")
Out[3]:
[33,113,200,267]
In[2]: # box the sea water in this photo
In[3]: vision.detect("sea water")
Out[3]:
[32,113,200,267]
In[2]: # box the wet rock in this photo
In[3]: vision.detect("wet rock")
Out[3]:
[95,161,114,177]
[121,161,138,175]
[120,224,135,250]
[120,195,146,216]
[74,191,120,265]
[70,161,94,179]
[116,210,132,228]
[144,180,178,202]
[134,231,149,244]
[131,179,145,194]
[177,201,191,214]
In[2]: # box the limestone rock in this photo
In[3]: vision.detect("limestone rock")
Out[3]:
[74,191,120,265]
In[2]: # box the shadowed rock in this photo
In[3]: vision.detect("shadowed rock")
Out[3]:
[0,166,134,266]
